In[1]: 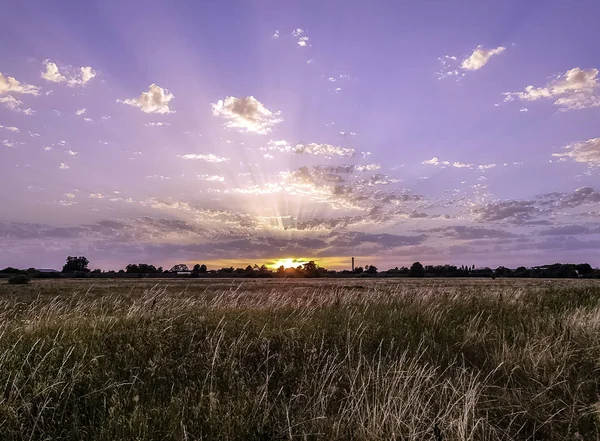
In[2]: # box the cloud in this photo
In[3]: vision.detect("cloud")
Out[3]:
[211,96,282,134]
[552,137,600,166]
[272,30,280,39]
[472,200,538,223]
[41,60,96,86]
[0,125,19,133]
[41,60,66,83]
[0,71,39,112]
[59,163,69,169]
[118,83,175,114]
[297,37,309,47]
[437,46,505,80]
[145,121,171,127]
[292,28,304,37]
[461,46,506,71]
[66,149,78,156]
[2,140,16,148]
[423,157,439,165]
[72,66,97,86]
[294,143,355,157]
[198,174,225,182]
[264,140,354,157]
[537,224,600,236]
[519,107,529,112]
[0,72,40,96]
[504,67,599,110]
[539,187,600,208]
[181,153,229,162]
[425,225,516,240]
[75,108,86,116]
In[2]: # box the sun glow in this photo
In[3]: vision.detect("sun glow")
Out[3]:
[269,258,309,269]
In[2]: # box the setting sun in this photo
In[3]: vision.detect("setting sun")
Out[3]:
[269,258,308,269]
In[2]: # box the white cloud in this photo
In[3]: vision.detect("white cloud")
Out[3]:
[29,131,40,137]
[264,153,274,159]
[66,149,78,156]
[181,153,229,162]
[0,95,22,110]
[355,164,381,172]
[297,36,309,47]
[265,140,354,157]
[2,139,16,148]
[22,108,35,115]
[0,125,19,133]
[145,121,171,127]
[553,137,600,166]
[0,72,40,96]
[41,60,66,83]
[211,96,282,134]
[59,163,69,169]
[75,108,86,116]
[89,193,105,199]
[0,72,39,112]
[198,174,225,182]
[272,30,280,39]
[519,107,529,112]
[41,60,96,87]
[64,193,76,199]
[294,143,354,157]
[118,83,175,114]
[504,67,599,111]
[423,157,440,165]
[438,46,505,80]
[83,117,93,122]
[478,163,496,170]
[43,146,52,151]
[461,46,505,71]
[451,161,472,168]
[292,28,304,37]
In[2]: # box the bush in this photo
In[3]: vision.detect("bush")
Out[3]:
[7,274,30,284]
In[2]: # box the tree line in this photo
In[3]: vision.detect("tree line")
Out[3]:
[1,257,600,280]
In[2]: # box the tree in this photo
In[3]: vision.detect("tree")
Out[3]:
[366,265,378,274]
[409,261,425,277]
[62,256,89,273]
[193,264,208,274]
[170,264,189,273]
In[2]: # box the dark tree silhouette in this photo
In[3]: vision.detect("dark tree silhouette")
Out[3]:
[62,256,89,273]
[170,264,189,272]
[409,261,425,277]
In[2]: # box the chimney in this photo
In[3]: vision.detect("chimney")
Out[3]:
[352,257,355,272]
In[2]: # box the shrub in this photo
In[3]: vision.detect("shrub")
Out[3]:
[7,274,30,284]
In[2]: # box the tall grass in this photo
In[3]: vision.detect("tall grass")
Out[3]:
[0,279,599,440]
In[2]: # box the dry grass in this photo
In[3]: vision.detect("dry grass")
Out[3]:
[0,278,599,440]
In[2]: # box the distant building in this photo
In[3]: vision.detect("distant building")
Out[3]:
[176,271,192,275]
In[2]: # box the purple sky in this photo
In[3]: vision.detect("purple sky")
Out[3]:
[1,0,600,271]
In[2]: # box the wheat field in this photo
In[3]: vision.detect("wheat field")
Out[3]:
[0,278,599,440]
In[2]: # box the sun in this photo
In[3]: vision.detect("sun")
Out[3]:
[269,258,308,269]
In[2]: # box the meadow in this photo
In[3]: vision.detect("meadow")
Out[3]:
[0,278,599,440]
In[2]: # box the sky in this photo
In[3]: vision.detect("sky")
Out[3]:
[1,0,600,271]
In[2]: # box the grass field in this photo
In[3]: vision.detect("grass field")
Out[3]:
[0,278,599,440]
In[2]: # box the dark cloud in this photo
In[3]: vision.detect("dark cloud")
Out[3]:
[539,187,600,208]
[471,200,540,224]
[537,224,600,236]
[328,232,426,248]
[424,225,517,240]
